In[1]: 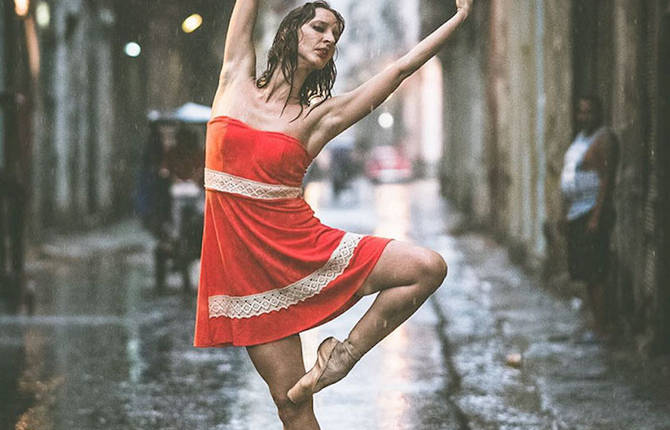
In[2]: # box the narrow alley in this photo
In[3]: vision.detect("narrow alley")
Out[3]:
[2,179,668,429]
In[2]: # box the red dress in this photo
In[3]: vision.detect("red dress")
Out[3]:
[194,116,392,347]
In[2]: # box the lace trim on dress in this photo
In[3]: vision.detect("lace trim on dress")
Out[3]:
[204,168,302,200]
[208,232,364,319]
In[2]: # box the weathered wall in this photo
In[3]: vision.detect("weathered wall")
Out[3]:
[608,0,667,352]
[27,0,234,230]
[431,1,490,223]
[541,0,574,275]
[501,0,539,260]
[32,0,118,229]
[484,0,573,269]
[658,2,670,351]
[432,0,668,353]
[0,0,7,169]
[442,0,572,269]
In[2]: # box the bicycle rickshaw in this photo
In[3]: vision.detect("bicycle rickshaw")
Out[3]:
[136,103,208,292]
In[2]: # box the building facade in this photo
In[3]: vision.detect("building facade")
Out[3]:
[3,0,232,236]
[426,0,669,354]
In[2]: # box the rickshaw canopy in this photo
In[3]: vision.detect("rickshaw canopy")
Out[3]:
[147,102,212,124]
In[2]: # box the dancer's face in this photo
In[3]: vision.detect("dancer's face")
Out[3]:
[297,8,340,70]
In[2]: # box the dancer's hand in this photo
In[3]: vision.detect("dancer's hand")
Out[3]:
[456,0,473,18]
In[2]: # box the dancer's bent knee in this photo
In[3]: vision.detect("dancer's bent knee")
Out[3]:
[414,249,448,291]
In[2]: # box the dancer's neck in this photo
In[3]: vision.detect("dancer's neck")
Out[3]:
[262,65,311,107]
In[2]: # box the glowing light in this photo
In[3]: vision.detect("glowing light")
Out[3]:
[378,325,411,428]
[378,112,394,129]
[374,184,410,240]
[124,42,141,58]
[303,181,325,212]
[14,0,29,17]
[35,2,49,27]
[99,8,115,26]
[182,13,203,34]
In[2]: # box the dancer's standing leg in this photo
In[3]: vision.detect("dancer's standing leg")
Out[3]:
[247,335,320,429]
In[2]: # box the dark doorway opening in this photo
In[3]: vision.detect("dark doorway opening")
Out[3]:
[657,5,670,353]
[571,0,614,126]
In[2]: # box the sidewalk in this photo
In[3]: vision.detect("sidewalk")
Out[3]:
[430,205,670,429]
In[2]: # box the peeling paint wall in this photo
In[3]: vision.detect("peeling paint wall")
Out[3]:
[542,1,573,277]
[29,0,233,230]
[430,0,668,353]
[608,0,667,352]
[34,0,118,228]
[425,0,489,223]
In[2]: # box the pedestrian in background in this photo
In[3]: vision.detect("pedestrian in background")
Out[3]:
[193,0,472,428]
[560,95,619,338]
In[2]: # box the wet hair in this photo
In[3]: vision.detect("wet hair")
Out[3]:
[577,94,603,127]
[256,1,345,118]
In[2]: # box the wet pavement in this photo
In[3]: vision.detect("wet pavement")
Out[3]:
[2,178,669,429]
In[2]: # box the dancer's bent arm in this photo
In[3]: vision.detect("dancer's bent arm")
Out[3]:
[307,3,471,149]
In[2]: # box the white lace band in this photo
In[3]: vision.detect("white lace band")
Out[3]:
[208,232,363,319]
[204,168,302,200]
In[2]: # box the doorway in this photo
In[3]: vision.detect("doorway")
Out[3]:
[657,2,670,352]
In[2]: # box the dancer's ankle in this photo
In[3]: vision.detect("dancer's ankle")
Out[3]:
[342,338,363,361]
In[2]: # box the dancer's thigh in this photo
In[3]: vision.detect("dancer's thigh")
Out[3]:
[246,334,307,402]
[356,239,442,297]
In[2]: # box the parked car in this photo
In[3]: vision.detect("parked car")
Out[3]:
[364,145,413,183]
[136,103,208,292]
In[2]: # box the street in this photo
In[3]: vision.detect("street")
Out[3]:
[1,178,669,430]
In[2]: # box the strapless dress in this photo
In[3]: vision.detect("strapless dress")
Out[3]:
[194,116,392,347]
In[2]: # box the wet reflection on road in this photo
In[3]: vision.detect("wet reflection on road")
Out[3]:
[1,179,456,429]
[301,178,454,429]
[373,184,411,241]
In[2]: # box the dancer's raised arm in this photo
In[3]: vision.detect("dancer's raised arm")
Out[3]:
[220,0,260,82]
[309,0,472,147]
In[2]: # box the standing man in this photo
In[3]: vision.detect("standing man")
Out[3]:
[560,95,619,337]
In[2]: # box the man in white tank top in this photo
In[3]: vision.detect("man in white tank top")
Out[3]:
[560,95,619,337]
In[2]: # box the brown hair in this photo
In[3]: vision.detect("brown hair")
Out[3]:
[256,1,345,118]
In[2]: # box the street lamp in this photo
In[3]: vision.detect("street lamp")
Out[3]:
[124,42,142,58]
[378,112,394,129]
[182,13,203,34]
[35,2,50,28]
[14,0,30,17]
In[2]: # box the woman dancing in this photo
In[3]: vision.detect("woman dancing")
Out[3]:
[194,0,472,428]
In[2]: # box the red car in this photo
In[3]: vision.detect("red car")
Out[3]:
[365,145,413,183]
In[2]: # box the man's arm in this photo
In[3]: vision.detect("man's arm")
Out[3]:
[584,130,618,232]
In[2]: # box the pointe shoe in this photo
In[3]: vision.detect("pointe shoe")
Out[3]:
[287,337,361,403]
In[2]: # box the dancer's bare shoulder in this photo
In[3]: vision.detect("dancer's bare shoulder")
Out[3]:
[210,76,259,119]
